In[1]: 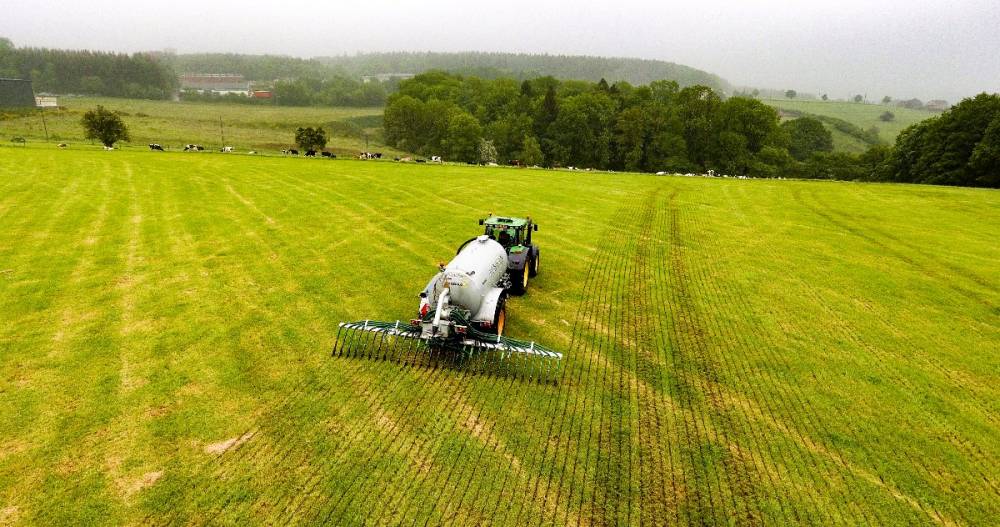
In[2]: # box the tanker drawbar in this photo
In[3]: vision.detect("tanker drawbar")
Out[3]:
[333,217,561,381]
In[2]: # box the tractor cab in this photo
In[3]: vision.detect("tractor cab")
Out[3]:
[478,215,540,294]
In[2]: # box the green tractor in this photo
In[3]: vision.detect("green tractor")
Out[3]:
[475,215,540,295]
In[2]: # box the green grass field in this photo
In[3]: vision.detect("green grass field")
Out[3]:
[1,145,997,526]
[762,98,938,153]
[0,98,398,157]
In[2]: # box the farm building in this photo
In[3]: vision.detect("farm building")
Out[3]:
[925,99,951,112]
[249,90,273,99]
[35,96,58,107]
[0,78,36,108]
[179,74,251,96]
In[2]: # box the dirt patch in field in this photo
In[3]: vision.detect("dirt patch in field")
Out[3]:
[204,430,256,455]
[1,505,19,524]
[126,471,163,497]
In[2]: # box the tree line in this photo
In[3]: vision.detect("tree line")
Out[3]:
[383,72,999,187]
[385,71,799,175]
[0,38,177,99]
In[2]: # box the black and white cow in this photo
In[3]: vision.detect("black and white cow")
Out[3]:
[184,144,204,151]
[221,146,233,153]
[149,143,164,151]
[321,151,333,158]
[305,149,317,157]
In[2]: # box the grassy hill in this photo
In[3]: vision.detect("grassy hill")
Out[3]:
[762,98,938,153]
[166,51,730,92]
[0,98,397,156]
[1,146,997,525]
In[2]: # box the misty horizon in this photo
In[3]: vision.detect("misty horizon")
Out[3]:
[3,0,999,101]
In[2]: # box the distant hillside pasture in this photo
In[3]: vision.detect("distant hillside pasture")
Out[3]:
[321,51,731,91]
[0,97,399,156]
[763,98,936,148]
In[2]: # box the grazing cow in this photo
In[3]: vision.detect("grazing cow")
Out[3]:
[507,159,523,167]
[103,146,115,151]
[416,158,426,163]
[321,151,333,158]
[305,149,317,157]
[431,156,442,163]
[149,143,164,151]
[184,144,204,151]
[289,149,299,155]
[221,146,233,153]
[57,143,68,148]
[248,150,257,155]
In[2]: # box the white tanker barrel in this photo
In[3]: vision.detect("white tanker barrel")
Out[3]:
[443,235,508,314]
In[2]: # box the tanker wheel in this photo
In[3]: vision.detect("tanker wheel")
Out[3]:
[529,253,539,277]
[494,303,506,336]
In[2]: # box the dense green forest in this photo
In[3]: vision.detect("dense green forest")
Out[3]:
[383,72,789,174]
[383,72,999,188]
[0,38,176,99]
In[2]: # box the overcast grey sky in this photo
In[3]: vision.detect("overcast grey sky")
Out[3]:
[3,0,998,100]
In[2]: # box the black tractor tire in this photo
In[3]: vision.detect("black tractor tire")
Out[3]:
[509,264,529,296]
[529,252,539,277]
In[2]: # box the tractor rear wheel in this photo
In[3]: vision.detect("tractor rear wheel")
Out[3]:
[529,253,539,277]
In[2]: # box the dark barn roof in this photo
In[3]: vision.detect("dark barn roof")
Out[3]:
[0,78,36,108]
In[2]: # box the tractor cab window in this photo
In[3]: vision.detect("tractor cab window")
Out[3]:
[498,229,513,247]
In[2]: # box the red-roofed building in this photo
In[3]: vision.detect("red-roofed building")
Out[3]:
[250,90,273,99]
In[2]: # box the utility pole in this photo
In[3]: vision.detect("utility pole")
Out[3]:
[40,111,49,142]
[220,117,225,147]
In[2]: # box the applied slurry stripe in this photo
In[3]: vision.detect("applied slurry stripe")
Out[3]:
[649,197,699,527]
[573,194,640,525]
[673,205,836,525]
[523,190,635,527]
[708,191,880,516]
[317,360,478,524]
[668,204,796,526]
[346,355,494,523]
[537,189,642,527]
[422,382,512,526]
[688,193,868,515]
[280,343,461,523]
[663,208,731,526]
[316,346,484,524]
[202,353,439,524]
[645,191,684,526]
[656,203,717,525]
[680,251,834,525]
[672,201,920,525]
[153,170,442,524]
[240,364,405,520]
[678,194,862,524]
[622,189,664,526]
[300,362,466,524]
